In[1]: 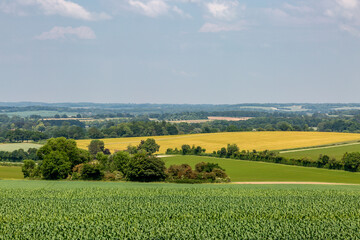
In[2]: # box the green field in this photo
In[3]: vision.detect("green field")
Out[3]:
[0,166,23,179]
[279,142,360,160]
[0,143,42,152]
[2,155,360,183]
[0,180,360,239]
[163,155,360,184]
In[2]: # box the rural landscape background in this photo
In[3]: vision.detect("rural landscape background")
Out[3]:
[2,0,360,238]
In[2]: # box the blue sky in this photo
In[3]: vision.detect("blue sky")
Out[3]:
[1,0,360,104]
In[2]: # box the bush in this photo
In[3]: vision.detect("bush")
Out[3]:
[342,152,360,172]
[41,151,72,180]
[195,162,225,173]
[125,153,166,182]
[81,163,104,180]
[167,164,196,180]
[22,160,40,178]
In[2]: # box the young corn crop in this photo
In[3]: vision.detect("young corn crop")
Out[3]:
[0,181,360,239]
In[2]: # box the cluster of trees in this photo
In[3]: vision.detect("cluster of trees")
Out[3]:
[166,145,206,155]
[167,162,229,183]
[21,138,229,183]
[166,144,360,173]
[5,110,360,145]
[0,148,38,162]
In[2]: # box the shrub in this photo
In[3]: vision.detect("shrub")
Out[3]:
[81,163,104,180]
[22,160,40,178]
[88,140,105,156]
[125,153,166,182]
[167,164,196,180]
[195,162,225,173]
[41,151,71,180]
[342,152,360,172]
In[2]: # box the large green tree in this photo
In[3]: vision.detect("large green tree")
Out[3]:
[37,137,90,179]
[88,140,105,156]
[137,138,160,154]
[342,152,360,172]
[125,153,166,182]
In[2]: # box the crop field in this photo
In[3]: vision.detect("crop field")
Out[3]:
[0,166,23,180]
[163,155,360,184]
[76,131,360,153]
[0,143,42,152]
[280,142,360,160]
[0,180,360,239]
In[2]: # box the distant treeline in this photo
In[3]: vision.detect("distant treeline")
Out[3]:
[149,111,298,121]
[3,112,360,143]
[166,144,360,173]
[0,148,38,162]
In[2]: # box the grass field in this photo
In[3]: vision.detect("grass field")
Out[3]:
[76,131,360,153]
[1,180,360,239]
[163,155,360,184]
[0,166,23,179]
[2,154,360,183]
[0,143,42,151]
[280,142,360,160]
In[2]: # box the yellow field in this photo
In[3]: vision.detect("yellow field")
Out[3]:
[76,131,360,153]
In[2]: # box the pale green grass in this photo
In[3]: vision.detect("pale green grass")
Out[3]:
[0,143,42,151]
[280,142,360,160]
[164,155,360,184]
[0,166,23,179]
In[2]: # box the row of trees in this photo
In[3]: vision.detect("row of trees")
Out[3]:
[5,113,360,143]
[0,148,38,162]
[166,144,360,173]
[22,138,229,183]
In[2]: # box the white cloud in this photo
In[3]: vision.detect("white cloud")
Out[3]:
[199,21,246,33]
[128,0,169,17]
[340,24,360,37]
[172,6,191,18]
[205,1,239,20]
[336,0,358,9]
[35,26,96,40]
[0,0,110,21]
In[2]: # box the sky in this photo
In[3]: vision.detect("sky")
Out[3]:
[1,0,360,104]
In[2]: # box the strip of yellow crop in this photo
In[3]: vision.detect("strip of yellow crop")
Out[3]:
[76,131,360,154]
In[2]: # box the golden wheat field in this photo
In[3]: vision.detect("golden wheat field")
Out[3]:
[76,131,360,153]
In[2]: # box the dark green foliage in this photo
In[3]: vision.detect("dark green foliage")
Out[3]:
[81,164,104,180]
[226,144,239,157]
[342,152,360,172]
[137,138,160,154]
[96,152,108,167]
[195,162,225,173]
[181,144,191,155]
[125,153,166,182]
[41,151,71,180]
[218,147,227,157]
[109,151,130,173]
[87,127,104,139]
[126,145,138,154]
[88,140,105,156]
[167,164,195,180]
[37,137,87,167]
[37,137,89,180]
[22,160,40,178]
[167,162,228,183]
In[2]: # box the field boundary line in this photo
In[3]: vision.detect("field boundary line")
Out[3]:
[279,142,360,154]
